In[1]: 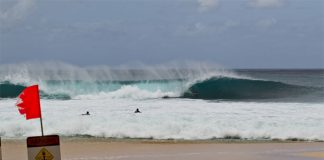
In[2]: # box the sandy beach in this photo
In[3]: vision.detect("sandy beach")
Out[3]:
[1,139,324,160]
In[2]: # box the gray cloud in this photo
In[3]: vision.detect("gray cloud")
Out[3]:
[256,18,277,28]
[249,0,284,8]
[176,20,240,36]
[198,0,220,12]
[0,0,35,28]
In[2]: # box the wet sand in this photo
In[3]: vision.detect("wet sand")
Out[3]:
[1,139,324,160]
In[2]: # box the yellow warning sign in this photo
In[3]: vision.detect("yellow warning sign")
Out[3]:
[34,148,54,160]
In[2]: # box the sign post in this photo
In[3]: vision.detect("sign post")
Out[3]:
[0,137,2,160]
[27,135,61,160]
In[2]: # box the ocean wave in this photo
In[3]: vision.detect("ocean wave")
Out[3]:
[0,62,322,101]
[74,85,178,100]
[0,76,322,101]
[182,77,320,100]
[0,82,71,100]
[0,82,26,98]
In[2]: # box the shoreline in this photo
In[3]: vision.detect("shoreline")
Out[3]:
[2,136,324,144]
[1,138,324,160]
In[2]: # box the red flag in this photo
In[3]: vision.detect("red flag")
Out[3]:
[16,85,41,120]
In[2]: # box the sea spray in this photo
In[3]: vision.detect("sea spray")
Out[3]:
[0,62,322,100]
[0,61,235,82]
[0,62,240,99]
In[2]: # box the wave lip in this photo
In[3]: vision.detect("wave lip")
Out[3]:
[0,82,25,98]
[182,77,318,100]
[0,82,71,100]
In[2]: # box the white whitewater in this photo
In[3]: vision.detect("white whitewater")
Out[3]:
[1,98,324,140]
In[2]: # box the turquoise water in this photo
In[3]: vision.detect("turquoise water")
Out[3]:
[0,64,323,140]
[0,69,323,102]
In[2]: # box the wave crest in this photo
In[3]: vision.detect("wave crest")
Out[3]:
[1,62,321,101]
[182,77,318,100]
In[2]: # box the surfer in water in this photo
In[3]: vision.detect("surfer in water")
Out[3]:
[82,111,90,116]
[134,108,141,113]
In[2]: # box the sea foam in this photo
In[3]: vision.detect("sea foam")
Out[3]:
[1,98,324,140]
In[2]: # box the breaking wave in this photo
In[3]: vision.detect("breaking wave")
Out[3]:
[182,77,320,100]
[0,78,321,101]
[0,62,322,101]
[0,82,71,100]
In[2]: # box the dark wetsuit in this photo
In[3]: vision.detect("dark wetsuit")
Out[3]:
[134,108,141,113]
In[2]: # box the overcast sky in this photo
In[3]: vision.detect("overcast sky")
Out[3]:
[0,0,323,68]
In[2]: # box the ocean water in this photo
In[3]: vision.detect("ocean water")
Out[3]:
[0,62,323,140]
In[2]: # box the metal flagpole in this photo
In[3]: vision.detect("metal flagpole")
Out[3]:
[37,85,44,136]
[40,116,44,136]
